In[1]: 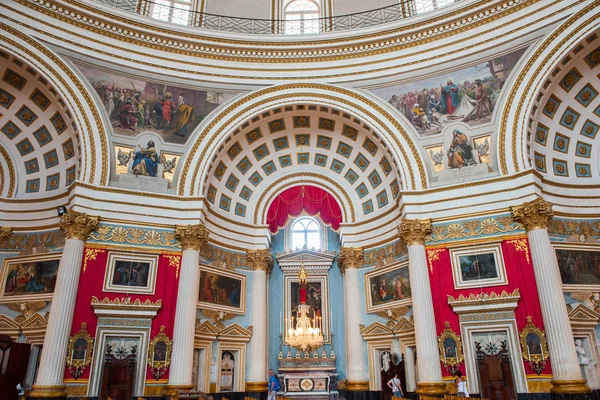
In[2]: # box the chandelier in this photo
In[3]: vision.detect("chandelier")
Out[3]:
[285,264,323,352]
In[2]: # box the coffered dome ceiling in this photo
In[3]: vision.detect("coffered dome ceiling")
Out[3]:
[0,52,79,198]
[529,31,600,184]
[203,105,403,224]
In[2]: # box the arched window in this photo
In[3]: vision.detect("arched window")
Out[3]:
[284,0,321,35]
[291,217,321,250]
[151,0,193,25]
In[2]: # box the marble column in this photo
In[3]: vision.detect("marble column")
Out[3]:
[30,211,99,398]
[338,247,369,391]
[398,219,446,395]
[245,249,272,392]
[165,224,209,397]
[405,346,417,393]
[511,199,590,394]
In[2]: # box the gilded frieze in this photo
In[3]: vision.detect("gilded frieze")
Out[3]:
[363,240,407,267]
[548,218,600,242]
[0,229,64,253]
[426,214,523,244]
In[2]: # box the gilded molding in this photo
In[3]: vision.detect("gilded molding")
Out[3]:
[511,198,553,231]
[338,247,364,273]
[0,144,15,197]
[175,224,209,251]
[398,219,432,246]
[59,210,100,241]
[90,296,162,311]
[427,248,443,273]
[245,249,273,274]
[548,218,600,240]
[506,238,530,264]
[363,240,407,267]
[90,224,180,249]
[82,248,104,273]
[448,289,521,307]
[0,227,12,244]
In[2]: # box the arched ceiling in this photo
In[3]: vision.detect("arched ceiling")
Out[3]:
[203,104,403,224]
[529,31,600,183]
[0,52,79,198]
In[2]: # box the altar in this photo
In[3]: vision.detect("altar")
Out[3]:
[278,357,338,396]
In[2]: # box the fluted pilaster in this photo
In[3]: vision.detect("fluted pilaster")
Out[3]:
[166,224,208,395]
[246,249,272,391]
[31,211,98,398]
[405,346,417,393]
[511,199,589,394]
[338,247,368,390]
[398,219,446,395]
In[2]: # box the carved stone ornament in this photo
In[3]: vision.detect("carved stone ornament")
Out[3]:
[6,301,47,318]
[519,315,549,375]
[0,226,12,244]
[398,219,432,246]
[174,224,209,251]
[246,249,273,273]
[510,198,553,231]
[59,210,100,241]
[338,247,364,273]
[147,325,173,380]
[66,322,94,380]
[437,321,464,376]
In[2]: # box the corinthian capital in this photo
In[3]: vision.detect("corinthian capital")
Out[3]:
[0,227,12,245]
[511,198,553,231]
[246,249,273,274]
[398,218,432,245]
[59,210,99,241]
[175,224,209,251]
[338,247,364,273]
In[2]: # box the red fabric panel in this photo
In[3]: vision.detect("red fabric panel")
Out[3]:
[427,237,551,378]
[266,185,343,232]
[66,249,181,381]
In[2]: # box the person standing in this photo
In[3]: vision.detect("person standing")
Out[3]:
[387,374,403,398]
[455,371,470,397]
[268,368,280,400]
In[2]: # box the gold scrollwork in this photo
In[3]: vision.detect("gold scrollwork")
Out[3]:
[147,325,173,380]
[506,238,530,264]
[519,316,549,375]
[90,224,179,248]
[427,248,444,273]
[437,321,464,375]
[83,248,104,273]
[165,255,182,278]
[66,322,94,380]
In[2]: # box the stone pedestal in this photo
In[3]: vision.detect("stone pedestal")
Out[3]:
[399,219,446,396]
[30,211,99,398]
[165,224,209,398]
[245,249,273,392]
[339,247,369,391]
[512,199,590,394]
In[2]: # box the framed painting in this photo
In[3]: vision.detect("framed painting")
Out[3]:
[554,244,600,290]
[198,265,246,314]
[0,253,61,302]
[103,252,158,295]
[364,261,411,313]
[450,243,507,289]
[284,273,330,343]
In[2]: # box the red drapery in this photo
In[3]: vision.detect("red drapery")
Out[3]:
[266,185,343,232]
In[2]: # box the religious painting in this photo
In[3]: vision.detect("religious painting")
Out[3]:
[437,322,464,367]
[75,63,242,144]
[104,252,158,295]
[555,245,600,289]
[450,244,507,289]
[198,265,246,314]
[220,350,235,392]
[284,273,330,343]
[66,322,94,380]
[364,261,411,313]
[370,48,528,136]
[0,254,61,301]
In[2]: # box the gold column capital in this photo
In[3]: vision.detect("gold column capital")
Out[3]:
[511,198,553,231]
[246,249,273,274]
[0,226,12,244]
[338,247,364,273]
[398,218,432,245]
[59,210,99,241]
[175,224,209,251]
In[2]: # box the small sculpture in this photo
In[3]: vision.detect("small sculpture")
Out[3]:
[476,137,490,156]
[161,154,177,173]
[429,148,444,165]
[575,339,591,365]
[117,148,133,166]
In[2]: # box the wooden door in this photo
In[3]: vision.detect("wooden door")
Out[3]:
[0,335,31,400]
[98,346,137,400]
[475,341,516,400]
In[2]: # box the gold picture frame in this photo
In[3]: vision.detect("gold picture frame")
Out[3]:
[519,316,549,364]
[438,321,464,367]
[66,322,94,379]
[147,325,172,380]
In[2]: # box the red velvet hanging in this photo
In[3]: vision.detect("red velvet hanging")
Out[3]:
[266,185,343,233]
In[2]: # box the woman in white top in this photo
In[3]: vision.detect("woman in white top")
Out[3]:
[455,371,469,397]
[387,374,403,398]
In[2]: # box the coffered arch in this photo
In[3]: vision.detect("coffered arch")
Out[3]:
[178,83,428,201]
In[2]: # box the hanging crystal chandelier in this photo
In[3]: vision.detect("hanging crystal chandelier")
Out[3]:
[285,264,323,352]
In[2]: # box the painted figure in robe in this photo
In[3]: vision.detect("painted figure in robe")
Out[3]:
[132,141,158,177]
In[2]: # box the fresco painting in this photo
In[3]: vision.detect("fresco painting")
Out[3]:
[198,270,243,309]
[557,248,600,285]
[2,258,59,297]
[371,48,527,136]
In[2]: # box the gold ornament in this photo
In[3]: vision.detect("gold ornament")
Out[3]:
[519,316,549,375]
[66,322,94,379]
[338,247,364,273]
[511,198,553,231]
[0,227,12,244]
[59,210,99,241]
[174,224,208,251]
[398,219,432,245]
[246,249,273,274]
